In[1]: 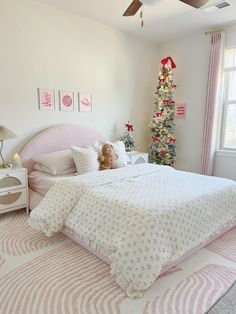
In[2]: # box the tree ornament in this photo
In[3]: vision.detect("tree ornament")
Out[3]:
[149,56,177,166]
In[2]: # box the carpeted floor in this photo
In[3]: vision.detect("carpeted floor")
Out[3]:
[1,210,236,314]
[207,281,236,314]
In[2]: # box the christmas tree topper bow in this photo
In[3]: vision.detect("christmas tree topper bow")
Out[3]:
[161,57,176,69]
[125,122,134,132]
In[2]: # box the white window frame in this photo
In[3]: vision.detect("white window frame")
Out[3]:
[220,58,236,151]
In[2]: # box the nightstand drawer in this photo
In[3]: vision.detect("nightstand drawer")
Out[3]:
[0,171,27,192]
[0,188,27,211]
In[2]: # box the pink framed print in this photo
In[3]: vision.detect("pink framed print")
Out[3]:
[176,103,186,118]
[59,90,74,112]
[38,88,55,110]
[79,93,92,112]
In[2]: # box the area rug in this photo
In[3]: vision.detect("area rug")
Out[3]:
[207,280,236,313]
[1,211,236,314]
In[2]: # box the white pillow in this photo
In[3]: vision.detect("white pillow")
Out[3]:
[33,150,76,175]
[34,164,76,176]
[94,140,127,168]
[71,146,99,175]
[112,141,128,168]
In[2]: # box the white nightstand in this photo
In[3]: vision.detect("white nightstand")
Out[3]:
[0,168,29,215]
[127,151,149,165]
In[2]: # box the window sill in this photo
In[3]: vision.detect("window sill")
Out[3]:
[215,150,236,158]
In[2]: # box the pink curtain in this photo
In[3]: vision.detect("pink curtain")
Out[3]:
[201,32,225,176]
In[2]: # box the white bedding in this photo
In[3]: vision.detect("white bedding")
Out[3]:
[28,171,76,196]
[29,164,236,298]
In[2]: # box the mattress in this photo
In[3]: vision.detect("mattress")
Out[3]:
[28,171,76,196]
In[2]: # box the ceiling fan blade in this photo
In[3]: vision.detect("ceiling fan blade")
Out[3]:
[179,0,209,8]
[123,0,143,16]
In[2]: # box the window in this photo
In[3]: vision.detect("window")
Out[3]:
[221,48,236,150]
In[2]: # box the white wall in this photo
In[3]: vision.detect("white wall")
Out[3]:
[158,29,236,180]
[226,29,236,48]
[0,0,158,162]
[158,32,211,173]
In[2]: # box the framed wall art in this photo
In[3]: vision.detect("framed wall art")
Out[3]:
[176,103,186,118]
[79,93,92,112]
[38,88,55,111]
[59,90,74,112]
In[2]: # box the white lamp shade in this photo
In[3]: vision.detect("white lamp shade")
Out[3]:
[0,125,17,140]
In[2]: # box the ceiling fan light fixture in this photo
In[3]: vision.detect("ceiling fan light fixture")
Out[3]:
[179,0,209,9]
[123,0,210,18]
[141,0,161,5]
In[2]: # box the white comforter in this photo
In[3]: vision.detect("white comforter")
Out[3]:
[29,164,236,298]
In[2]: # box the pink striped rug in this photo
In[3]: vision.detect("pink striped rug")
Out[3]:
[0,211,236,314]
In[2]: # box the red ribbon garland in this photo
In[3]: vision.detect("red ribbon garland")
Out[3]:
[161,56,176,69]
[163,99,170,105]
[156,111,163,117]
[159,150,166,157]
[169,138,176,143]
[152,137,160,142]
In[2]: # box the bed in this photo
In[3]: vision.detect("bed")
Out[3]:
[20,124,236,299]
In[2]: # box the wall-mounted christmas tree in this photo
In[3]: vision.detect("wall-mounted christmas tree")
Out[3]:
[149,56,177,166]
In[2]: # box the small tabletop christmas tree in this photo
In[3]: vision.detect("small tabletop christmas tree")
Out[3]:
[120,121,135,152]
[149,56,177,166]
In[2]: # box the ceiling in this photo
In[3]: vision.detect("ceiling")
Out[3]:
[38,0,236,43]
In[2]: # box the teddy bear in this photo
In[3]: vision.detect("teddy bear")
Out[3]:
[99,143,118,171]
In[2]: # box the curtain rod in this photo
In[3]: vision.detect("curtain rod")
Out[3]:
[205,30,223,35]
[205,24,236,35]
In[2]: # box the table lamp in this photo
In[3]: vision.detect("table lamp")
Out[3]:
[0,125,17,168]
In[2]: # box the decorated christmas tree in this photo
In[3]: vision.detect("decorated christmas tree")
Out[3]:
[120,121,135,151]
[149,56,177,166]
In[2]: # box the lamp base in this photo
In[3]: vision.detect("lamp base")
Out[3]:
[0,140,6,168]
[0,164,8,169]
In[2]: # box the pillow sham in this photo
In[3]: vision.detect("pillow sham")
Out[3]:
[71,146,99,175]
[94,140,128,168]
[33,149,76,175]
[34,164,76,176]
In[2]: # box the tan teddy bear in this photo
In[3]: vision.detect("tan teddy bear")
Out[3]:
[99,143,118,171]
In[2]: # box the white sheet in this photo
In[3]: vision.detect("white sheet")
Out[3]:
[29,164,236,298]
[28,171,76,196]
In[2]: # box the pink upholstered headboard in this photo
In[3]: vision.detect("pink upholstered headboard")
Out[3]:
[20,124,108,174]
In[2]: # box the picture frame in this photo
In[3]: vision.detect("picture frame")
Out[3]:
[38,88,55,111]
[79,93,92,112]
[176,103,186,118]
[59,90,74,112]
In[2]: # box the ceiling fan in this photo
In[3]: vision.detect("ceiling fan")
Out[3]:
[123,0,210,16]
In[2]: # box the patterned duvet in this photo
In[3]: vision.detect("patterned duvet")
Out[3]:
[29,164,236,298]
